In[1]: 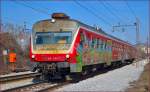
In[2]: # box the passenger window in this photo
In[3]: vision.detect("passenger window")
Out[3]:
[96,38,99,48]
[104,41,106,50]
[107,42,111,51]
[101,40,104,49]
[91,37,94,48]
[105,42,107,51]
[92,38,96,48]
[99,39,101,49]
[94,39,97,48]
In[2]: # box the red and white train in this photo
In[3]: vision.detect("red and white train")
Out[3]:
[30,13,137,80]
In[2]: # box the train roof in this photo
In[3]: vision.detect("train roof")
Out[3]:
[33,18,134,47]
[72,19,134,47]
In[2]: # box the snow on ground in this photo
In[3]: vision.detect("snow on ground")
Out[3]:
[0,78,34,91]
[0,71,37,91]
[55,59,149,92]
[0,71,34,77]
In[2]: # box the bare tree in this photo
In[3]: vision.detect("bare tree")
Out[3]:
[0,22,31,74]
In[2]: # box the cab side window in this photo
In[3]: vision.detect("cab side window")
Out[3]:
[80,32,85,47]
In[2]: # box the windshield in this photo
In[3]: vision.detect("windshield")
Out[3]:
[35,32,72,44]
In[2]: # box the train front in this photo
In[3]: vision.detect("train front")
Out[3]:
[30,13,78,77]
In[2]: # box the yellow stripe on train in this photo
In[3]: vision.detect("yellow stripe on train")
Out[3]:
[32,50,68,54]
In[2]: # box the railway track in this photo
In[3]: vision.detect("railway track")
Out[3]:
[0,62,134,92]
[0,71,69,92]
[36,82,69,92]
[0,72,41,83]
[0,71,41,92]
[2,80,69,92]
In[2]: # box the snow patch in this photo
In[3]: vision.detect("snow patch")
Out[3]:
[56,59,148,91]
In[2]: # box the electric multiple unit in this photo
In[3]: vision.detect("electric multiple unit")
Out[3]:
[30,13,137,80]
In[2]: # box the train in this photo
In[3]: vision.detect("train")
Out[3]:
[30,13,137,80]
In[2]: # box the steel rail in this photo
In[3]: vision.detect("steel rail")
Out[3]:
[35,82,69,92]
[0,72,41,82]
[1,81,45,92]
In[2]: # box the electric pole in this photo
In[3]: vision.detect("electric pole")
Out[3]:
[23,21,31,31]
[135,18,140,46]
[113,18,140,45]
[0,20,2,33]
[23,21,26,32]
[112,18,140,60]
[147,37,149,59]
[149,0,150,62]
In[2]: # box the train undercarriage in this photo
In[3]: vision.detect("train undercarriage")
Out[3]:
[32,58,134,82]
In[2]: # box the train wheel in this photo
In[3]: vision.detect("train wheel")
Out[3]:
[32,67,37,72]
[111,62,115,67]
[40,73,49,81]
[82,70,87,76]
[69,73,82,83]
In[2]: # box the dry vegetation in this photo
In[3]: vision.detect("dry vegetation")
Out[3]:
[126,61,150,92]
[0,32,32,75]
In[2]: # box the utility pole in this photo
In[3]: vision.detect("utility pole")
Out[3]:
[112,18,140,60]
[0,20,2,33]
[135,18,140,46]
[23,21,26,32]
[149,6,150,62]
[135,18,140,60]
[147,37,149,59]
[20,21,27,50]
[113,18,140,45]
[23,21,31,31]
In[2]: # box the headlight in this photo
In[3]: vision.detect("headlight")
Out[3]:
[66,54,70,59]
[32,55,35,58]
[51,18,55,23]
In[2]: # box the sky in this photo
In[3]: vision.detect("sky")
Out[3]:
[1,0,149,45]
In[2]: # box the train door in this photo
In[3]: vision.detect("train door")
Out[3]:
[91,35,95,64]
[74,31,86,72]
[112,41,117,61]
[98,38,103,63]
[93,37,99,64]
[107,40,112,63]
[79,31,89,66]
[100,39,105,62]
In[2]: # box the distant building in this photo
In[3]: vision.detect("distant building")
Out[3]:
[140,46,150,54]
[135,43,150,54]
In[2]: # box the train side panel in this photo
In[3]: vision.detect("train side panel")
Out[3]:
[72,27,136,73]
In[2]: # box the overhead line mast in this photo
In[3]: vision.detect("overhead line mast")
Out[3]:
[148,0,150,62]
[112,18,140,45]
